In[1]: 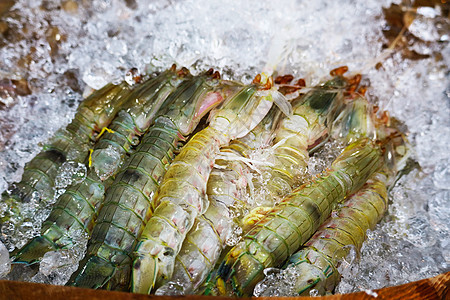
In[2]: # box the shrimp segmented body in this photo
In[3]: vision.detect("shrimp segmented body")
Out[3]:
[253,95,409,297]
[202,137,384,297]
[1,81,134,247]
[11,67,188,267]
[132,78,292,294]
[254,171,390,296]
[241,76,348,231]
[67,69,229,290]
[262,76,347,203]
[155,107,284,295]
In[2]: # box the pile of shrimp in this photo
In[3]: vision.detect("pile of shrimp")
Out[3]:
[0,65,409,297]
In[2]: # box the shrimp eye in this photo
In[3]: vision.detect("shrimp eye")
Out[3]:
[163,248,174,257]
[134,260,141,269]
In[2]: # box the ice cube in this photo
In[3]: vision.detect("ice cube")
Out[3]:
[106,38,128,56]
[0,241,11,278]
[82,60,116,89]
[54,161,87,189]
[433,160,450,190]
[409,15,440,42]
[91,144,122,181]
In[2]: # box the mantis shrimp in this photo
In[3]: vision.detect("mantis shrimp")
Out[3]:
[253,97,409,296]
[242,71,350,228]
[154,70,352,295]
[11,66,189,267]
[89,66,191,181]
[201,92,388,297]
[1,80,135,248]
[67,69,230,290]
[253,171,391,296]
[131,76,292,294]
[154,106,284,295]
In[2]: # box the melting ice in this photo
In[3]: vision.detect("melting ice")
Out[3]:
[0,0,448,293]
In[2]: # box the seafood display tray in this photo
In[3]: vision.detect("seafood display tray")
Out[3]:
[0,272,449,300]
[0,0,448,297]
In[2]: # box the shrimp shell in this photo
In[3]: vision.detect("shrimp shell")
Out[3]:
[202,138,383,297]
[11,68,186,267]
[254,172,389,296]
[68,70,229,291]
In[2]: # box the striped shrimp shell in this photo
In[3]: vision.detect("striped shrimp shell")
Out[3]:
[11,67,188,268]
[67,69,229,291]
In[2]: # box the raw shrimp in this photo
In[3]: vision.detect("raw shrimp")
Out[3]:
[261,75,347,203]
[242,73,349,231]
[253,171,390,296]
[11,66,189,267]
[131,76,292,294]
[155,106,284,295]
[254,97,409,296]
[1,80,134,246]
[67,69,230,290]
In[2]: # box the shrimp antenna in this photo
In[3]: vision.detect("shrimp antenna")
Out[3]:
[359,6,417,73]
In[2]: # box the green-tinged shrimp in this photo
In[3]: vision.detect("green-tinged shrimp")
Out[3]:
[154,73,349,295]
[253,171,390,296]
[264,76,347,198]
[154,107,284,295]
[201,88,386,297]
[89,66,191,180]
[201,137,384,297]
[10,67,189,267]
[67,69,231,291]
[1,80,134,245]
[241,75,348,232]
[132,77,292,294]
[253,96,410,297]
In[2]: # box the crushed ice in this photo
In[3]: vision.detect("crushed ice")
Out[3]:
[0,0,448,294]
[30,230,88,285]
[0,241,10,278]
[54,161,87,190]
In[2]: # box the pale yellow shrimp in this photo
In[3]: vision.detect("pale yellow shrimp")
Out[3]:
[131,77,292,294]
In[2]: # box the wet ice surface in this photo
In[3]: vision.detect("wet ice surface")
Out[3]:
[0,0,448,293]
[0,241,10,278]
[5,229,88,285]
[30,230,88,285]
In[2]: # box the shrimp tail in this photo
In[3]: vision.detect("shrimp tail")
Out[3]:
[11,236,56,265]
[68,256,116,289]
[131,251,158,294]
